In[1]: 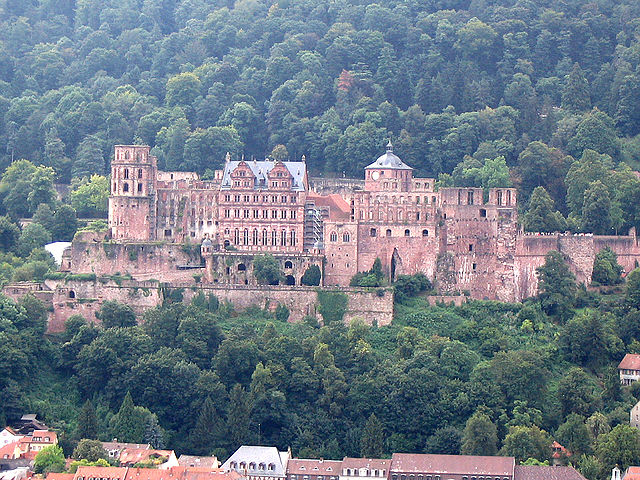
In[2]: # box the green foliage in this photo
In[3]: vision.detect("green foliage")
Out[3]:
[71,176,109,218]
[360,413,384,458]
[274,304,289,322]
[317,291,348,325]
[523,187,567,233]
[536,251,576,320]
[16,222,51,257]
[76,400,98,440]
[500,425,551,464]
[33,445,65,474]
[253,254,283,285]
[394,273,432,300]
[592,248,623,286]
[97,300,137,329]
[350,258,385,287]
[72,439,107,461]
[461,410,497,456]
[301,265,322,286]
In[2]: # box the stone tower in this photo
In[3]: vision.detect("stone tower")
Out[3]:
[364,140,413,192]
[109,145,157,241]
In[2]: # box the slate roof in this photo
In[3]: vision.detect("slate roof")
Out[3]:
[619,354,640,370]
[221,161,307,191]
[514,466,586,480]
[222,446,289,477]
[390,454,514,477]
[365,142,412,171]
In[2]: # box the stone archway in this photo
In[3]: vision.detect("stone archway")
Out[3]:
[391,247,402,283]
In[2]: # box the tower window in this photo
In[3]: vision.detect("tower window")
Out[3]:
[469,244,473,252]
[137,184,142,192]
[124,168,129,179]
[422,229,428,236]
[404,229,410,237]
[123,183,129,192]
[386,229,392,237]
[138,169,143,178]
[370,228,377,237]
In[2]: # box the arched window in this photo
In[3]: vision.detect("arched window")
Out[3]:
[343,233,350,242]
[330,232,338,242]
[243,229,249,245]
[281,230,287,246]
[405,229,410,237]
[386,229,392,237]
[124,168,129,179]
[69,290,75,299]
[370,228,377,237]
[253,229,259,245]
[263,229,268,245]
[422,229,429,237]
[284,260,293,269]
[238,263,246,271]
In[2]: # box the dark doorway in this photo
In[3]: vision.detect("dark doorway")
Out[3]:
[285,275,295,285]
[391,248,402,283]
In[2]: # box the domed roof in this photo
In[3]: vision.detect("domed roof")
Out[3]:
[365,141,412,170]
[201,237,213,247]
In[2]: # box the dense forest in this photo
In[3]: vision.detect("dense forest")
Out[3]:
[4,255,640,480]
[4,1,640,479]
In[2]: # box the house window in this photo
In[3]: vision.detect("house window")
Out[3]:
[138,169,143,178]
[123,183,129,192]
[472,263,477,271]
[416,212,420,220]
[467,191,474,204]
[124,168,129,179]
[137,183,142,192]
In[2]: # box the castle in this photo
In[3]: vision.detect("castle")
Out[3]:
[101,143,640,301]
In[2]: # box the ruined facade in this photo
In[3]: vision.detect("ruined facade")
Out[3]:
[100,143,640,302]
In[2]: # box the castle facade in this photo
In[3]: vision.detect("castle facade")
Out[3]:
[105,144,640,302]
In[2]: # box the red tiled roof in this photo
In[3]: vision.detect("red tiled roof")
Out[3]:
[287,460,342,475]
[341,458,390,471]
[0,440,19,459]
[45,473,75,480]
[306,193,351,220]
[390,454,514,477]
[74,466,128,480]
[74,466,242,480]
[514,466,586,480]
[619,354,640,370]
[624,466,640,480]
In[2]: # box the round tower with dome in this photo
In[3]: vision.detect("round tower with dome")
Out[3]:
[364,140,413,192]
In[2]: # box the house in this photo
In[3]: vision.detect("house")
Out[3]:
[340,458,389,480]
[117,448,178,468]
[514,466,586,480]
[550,441,571,466]
[12,415,48,435]
[178,456,221,469]
[14,430,58,459]
[101,441,151,461]
[389,453,515,480]
[286,459,341,480]
[618,354,640,385]
[222,446,290,480]
[0,429,21,448]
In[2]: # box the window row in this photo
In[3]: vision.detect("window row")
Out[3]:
[223,194,298,203]
[370,228,429,237]
[224,209,297,219]
[329,232,351,242]
[223,228,297,247]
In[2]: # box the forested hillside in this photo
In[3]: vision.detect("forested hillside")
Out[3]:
[3,258,640,480]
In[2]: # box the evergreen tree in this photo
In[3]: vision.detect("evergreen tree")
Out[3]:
[76,399,98,440]
[536,251,576,320]
[523,187,567,233]
[227,384,252,449]
[592,247,623,285]
[144,414,165,449]
[190,396,218,455]
[562,63,591,112]
[110,392,144,443]
[582,180,613,234]
[461,411,498,456]
[360,413,384,458]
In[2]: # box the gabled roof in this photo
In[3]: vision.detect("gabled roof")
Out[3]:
[619,354,640,370]
[221,161,307,191]
[286,459,341,475]
[0,441,19,459]
[514,466,586,480]
[365,142,412,171]
[390,454,514,477]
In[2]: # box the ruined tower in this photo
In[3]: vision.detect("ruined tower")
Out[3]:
[109,145,157,241]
